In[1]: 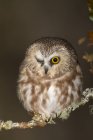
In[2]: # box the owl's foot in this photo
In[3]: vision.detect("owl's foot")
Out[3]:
[32,113,47,127]
[83,88,93,97]
[47,117,56,124]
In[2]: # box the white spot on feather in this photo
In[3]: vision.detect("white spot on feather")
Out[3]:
[47,85,61,113]
[35,85,41,95]
[18,75,28,82]
[72,91,79,101]
[25,88,32,111]
[36,50,44,60]
[66,96,71,105]
[19,83,32,111]
[73,76,81,90]
[68,86,72,95]
[22,83,32,92]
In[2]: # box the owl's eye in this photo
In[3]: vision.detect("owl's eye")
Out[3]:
[35,57,44,66]
[50,56,60,64]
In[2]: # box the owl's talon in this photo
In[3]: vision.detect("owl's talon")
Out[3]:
[47,117,55,124]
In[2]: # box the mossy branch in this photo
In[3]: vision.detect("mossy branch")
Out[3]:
[0,88,93,131]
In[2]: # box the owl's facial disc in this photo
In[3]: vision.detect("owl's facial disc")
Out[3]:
[35,51,61,76]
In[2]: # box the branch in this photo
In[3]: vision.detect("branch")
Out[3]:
[59,88,93,119]
[0,88,93,131]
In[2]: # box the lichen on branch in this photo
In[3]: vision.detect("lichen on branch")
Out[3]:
[0,88,93,131]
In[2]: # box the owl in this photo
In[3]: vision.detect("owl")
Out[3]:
[18,37,83,121]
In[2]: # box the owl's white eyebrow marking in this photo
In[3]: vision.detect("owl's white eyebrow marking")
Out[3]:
[35,51,44,60]
[35,56,44,61]
[48,52,59,60]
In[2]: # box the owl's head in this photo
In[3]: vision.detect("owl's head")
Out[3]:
[23,37,78,79]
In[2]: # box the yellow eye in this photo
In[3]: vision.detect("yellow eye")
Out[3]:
[51,56,60,64]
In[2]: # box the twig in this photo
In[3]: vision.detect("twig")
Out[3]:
[0,88,93,131]
[0,114,47,131]
[59,88,93,119]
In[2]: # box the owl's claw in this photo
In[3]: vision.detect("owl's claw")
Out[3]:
[47,117,56,124]
[83,88,93,98]
[32,113,46,127]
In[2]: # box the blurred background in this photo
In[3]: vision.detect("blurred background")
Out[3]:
[0,0,93,139]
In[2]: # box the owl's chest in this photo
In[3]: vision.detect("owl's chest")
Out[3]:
[27,81,61,117]
[28,81,62,108]
[22,80,72,118]
[20,73,81,119]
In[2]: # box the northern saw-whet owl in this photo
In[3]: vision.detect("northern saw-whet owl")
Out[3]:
[18,37,83,121]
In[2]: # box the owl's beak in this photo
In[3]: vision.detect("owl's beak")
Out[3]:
[44,66,48,74]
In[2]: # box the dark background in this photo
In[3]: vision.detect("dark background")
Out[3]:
[0,0,93,139]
